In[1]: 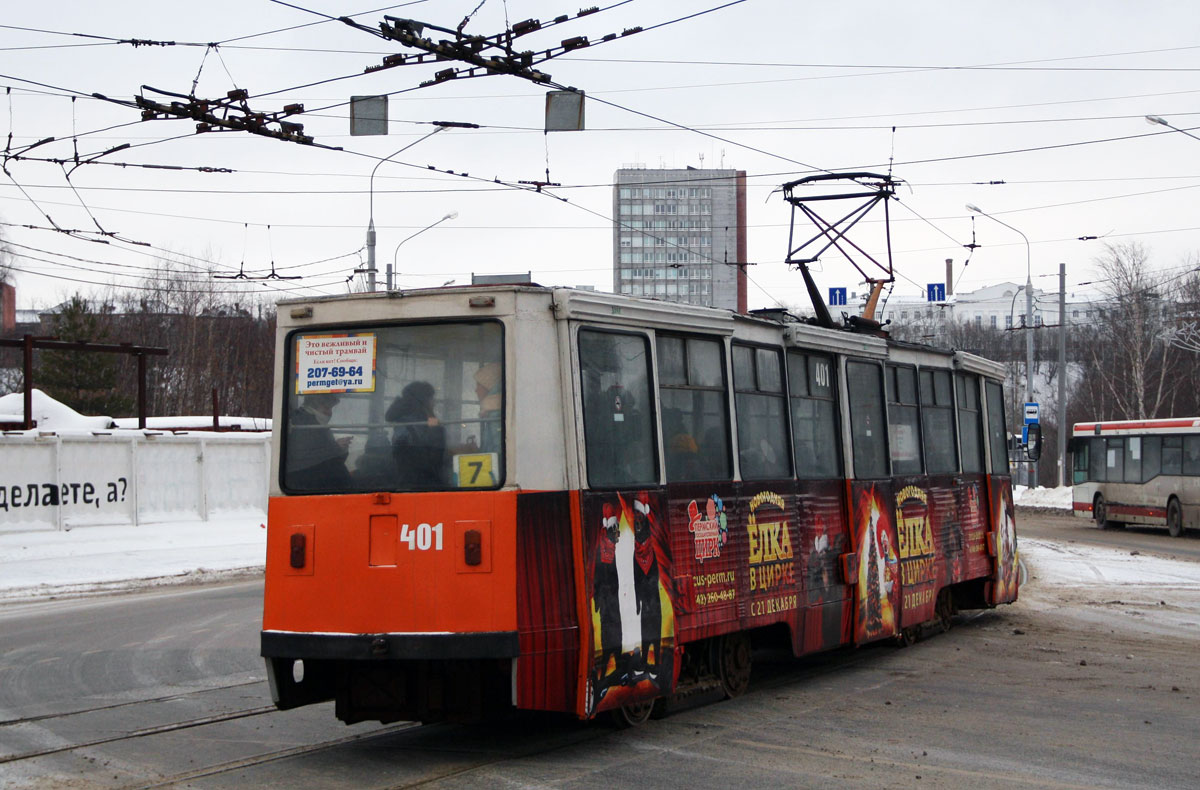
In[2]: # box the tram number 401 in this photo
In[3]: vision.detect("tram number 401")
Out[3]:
[400,522,444,551]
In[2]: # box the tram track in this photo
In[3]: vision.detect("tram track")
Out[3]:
[0,701,279,765]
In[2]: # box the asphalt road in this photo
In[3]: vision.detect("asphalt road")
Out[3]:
[2,512,1196,789]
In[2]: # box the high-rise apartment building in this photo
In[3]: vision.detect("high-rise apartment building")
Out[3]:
[612,166,747,312]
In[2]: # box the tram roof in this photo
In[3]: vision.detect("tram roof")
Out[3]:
[276,285,1005,377]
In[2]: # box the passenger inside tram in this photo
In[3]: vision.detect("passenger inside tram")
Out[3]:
[386,381,448,487]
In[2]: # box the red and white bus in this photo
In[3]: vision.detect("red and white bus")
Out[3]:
[261,285,1020,726]
[1071,418,1200,537]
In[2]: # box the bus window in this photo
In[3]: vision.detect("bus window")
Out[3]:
[984,380,1008,475]
[847,361,889,479]
[956,374,984,473]
[283,321,503,493]
[658,335,731,483]
[920,368,957,474]
[579,329,657,488]
[1125,437,1142,483]
[1088,437,1106,481]
[788,351,841,479]
[1072,438,1089,484]
[1105,437,1125,481]
[733,344,790,480]
[1142,436,1161,482]
[886,365,922,475]
[1162,436,1182,475]
[1184,435,1200,476]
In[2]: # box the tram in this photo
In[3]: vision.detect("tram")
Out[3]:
[261,285,1020,726]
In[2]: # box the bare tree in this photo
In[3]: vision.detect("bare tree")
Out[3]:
[1073,242,1180,421]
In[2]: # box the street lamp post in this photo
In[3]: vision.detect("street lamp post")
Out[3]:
[967,203,1035,487]
[388,211,458,290]
[364,126,448,292]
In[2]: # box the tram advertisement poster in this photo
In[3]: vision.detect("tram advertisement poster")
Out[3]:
[743,490,799,625]
[894,485,938,626]
[294,333,377,394]
[582,490,678,716]
[850,483,901,643]
[990,480,1019,604]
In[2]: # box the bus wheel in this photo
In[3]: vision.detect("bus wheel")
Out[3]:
[610,699,654,728]
[1167,498,1184,538]
[1095,495,1116,530]
[714,632,752,699]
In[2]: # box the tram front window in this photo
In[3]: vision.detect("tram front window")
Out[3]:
[283,321,504,493]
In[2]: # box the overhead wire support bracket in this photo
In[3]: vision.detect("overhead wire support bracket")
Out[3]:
[780,172,900,331]
[135,85,314,145]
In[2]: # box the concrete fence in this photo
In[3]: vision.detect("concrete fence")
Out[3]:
[0,431,270,533]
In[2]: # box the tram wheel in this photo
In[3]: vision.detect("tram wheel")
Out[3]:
[896,626,919,647]
[714,632,752,699]
[610,699,655,728]
[1167,498,1184,538]
[935,588,955,634]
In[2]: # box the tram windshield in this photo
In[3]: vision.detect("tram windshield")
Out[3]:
[282,321,503,493]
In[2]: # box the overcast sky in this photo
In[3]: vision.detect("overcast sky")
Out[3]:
[3,0,1200,315]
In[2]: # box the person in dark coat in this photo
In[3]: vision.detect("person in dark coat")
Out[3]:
[285,392,352,490]
[386,381,447,487]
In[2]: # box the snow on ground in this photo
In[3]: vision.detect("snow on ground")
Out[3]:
[0,518,266,602]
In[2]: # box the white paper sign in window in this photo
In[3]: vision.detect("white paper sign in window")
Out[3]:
[295,333,377,393]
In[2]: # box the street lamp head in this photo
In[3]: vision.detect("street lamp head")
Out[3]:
[965,203,983,214]
[1146,115,1168,127]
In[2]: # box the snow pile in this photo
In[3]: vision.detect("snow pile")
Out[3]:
[1014,485,1073,510]
[0,389,270,433]
[0,517,266,602]
[0,389,113,431]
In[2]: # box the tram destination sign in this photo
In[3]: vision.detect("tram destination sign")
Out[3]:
[295,333,377,394]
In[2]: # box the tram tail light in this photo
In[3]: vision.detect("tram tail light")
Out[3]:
[289,532,307,569]
[464,529,482,566]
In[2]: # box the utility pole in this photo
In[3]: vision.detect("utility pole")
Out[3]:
[1057,262,1067,487]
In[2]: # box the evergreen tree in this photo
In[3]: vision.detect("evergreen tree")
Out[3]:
[38,294,134,417]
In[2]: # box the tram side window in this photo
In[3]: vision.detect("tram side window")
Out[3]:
[1142,436,1161,482]
[579,330,657,488]
[658,335,731,482]
[920,369,958,474]
[846,361,889,479]
[886,365,922,475]
[1162,436,1182,475]
[733,344,791,480]
[1184,435,1200,476]
[984,380,1009,475]
[788,351,841,479]
[957,374,984,474]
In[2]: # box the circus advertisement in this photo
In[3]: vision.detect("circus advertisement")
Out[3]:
[796,483,850,653]
[990,479,1020,604]
[582,491,678,716]
[745,490,798,623]
[851,483,900,643]
[895,485,937,625]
